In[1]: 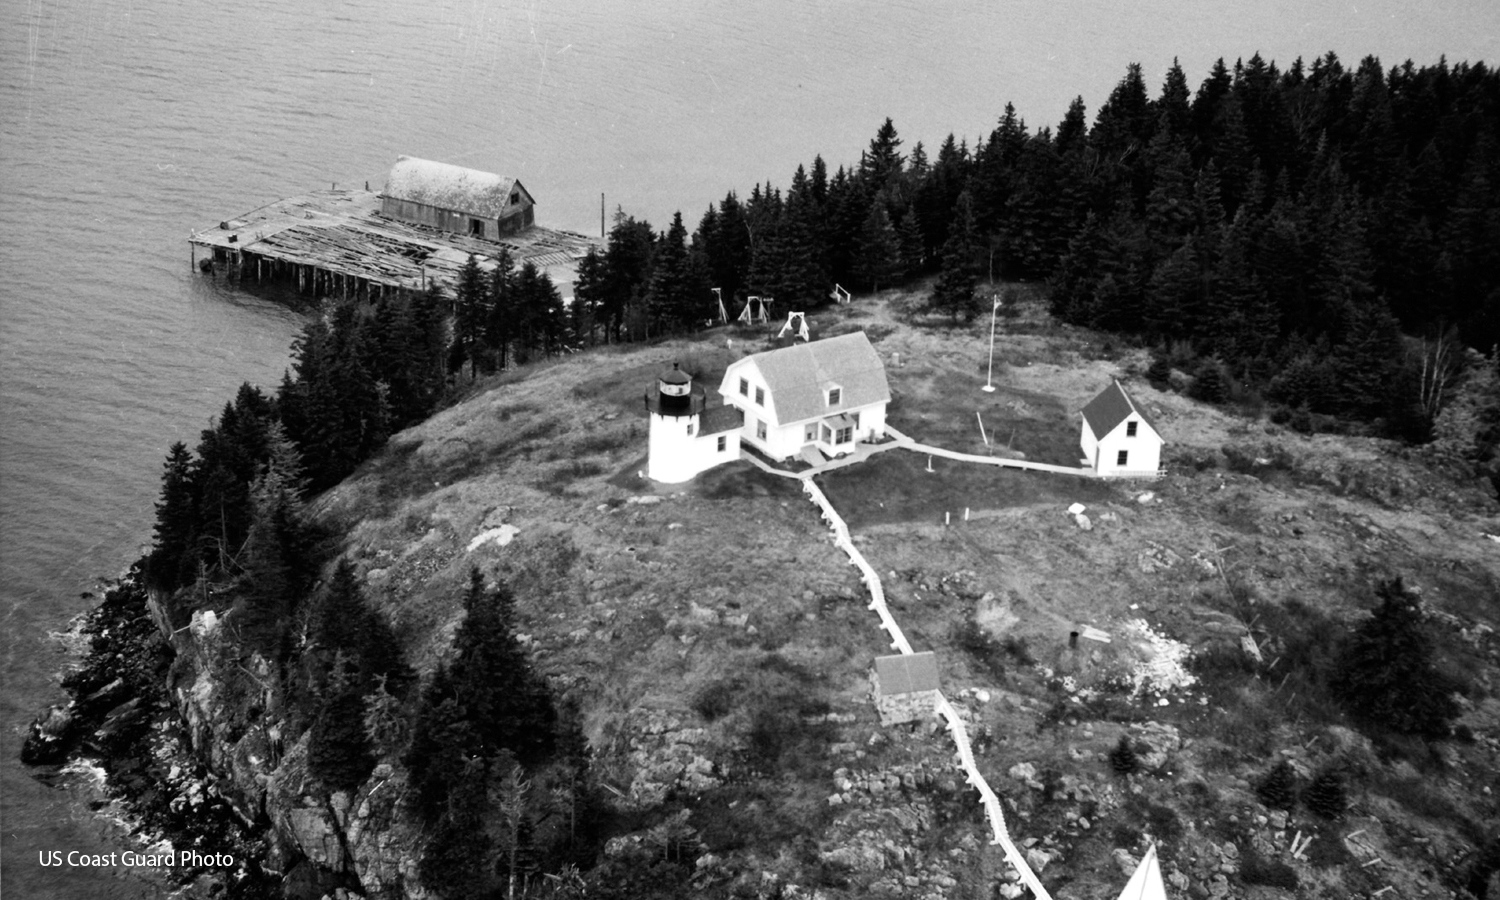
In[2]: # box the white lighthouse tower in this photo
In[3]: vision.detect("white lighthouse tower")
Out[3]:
[644,363,742,483]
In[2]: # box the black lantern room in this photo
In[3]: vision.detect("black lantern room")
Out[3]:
[644,362,705,417]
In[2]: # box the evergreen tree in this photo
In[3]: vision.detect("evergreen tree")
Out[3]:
[1109,735,1140,775]
[454,254,489,378]
[312,559,410,694]
[1255,760,1298,810]
[601,212,656,341]
[1304,766,1348,819]
[897,202,925,278]
[928,191,983,321]
[486,248,518,370]
[1332,576,1463,737]
[1147,355,1173,388]
[307,659,376,792]
[1191,359,1229,403]
[642,212,698,335]
[571,247,607,346]
[856,200,901,291]
[860,117,905,197]
[147,442,198,593]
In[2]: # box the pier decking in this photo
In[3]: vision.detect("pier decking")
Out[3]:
[189,189,600,301]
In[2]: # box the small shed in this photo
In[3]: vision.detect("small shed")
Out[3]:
[872,652,942,726]
[380,156,536,239]
[1080,379,1163,477]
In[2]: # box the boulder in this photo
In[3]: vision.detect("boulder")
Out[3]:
[21,704,80,765]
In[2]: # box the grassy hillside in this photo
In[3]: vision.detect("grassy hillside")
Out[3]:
[314,286,1500,899]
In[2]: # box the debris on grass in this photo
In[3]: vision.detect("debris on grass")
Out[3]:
[1118,619,1197,698]
[466,523,519,552]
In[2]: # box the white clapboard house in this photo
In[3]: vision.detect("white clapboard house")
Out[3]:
[1079,379,1163,477]
[718,332,891,463]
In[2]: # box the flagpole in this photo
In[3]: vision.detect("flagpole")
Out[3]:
[982,293,1001,392]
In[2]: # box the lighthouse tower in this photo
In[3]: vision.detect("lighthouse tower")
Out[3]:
[646,363,706,482]
[644,362,742,483]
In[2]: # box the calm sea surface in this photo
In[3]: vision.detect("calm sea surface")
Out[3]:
[2,0,1493,895]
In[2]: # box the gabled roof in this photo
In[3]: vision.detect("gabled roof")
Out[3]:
[874,652,940,695]
[700,405,743,436]
[382,156,530,219]
[1081,379,1159,440]
[732,332,890,426]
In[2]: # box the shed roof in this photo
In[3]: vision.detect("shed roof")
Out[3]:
[874,652,940,695]
[1081,379,1159,440]
[383,156,529,219]
[700,405,743,436]
[735,331,890,426]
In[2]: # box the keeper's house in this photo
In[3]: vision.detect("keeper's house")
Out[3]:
[1079,379,1163,477]
[718,332,891,463]
[380,156,536,239]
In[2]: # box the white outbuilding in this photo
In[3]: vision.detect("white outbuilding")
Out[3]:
[1080,379,1163,477]
[644,363,744,483]
[718,331,891,464]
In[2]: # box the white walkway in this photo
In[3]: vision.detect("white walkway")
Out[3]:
[795,477,1056,900]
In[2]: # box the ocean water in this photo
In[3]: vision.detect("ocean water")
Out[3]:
[2,0,1494,896]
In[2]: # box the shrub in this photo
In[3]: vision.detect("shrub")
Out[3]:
[1255,760,1298,810]
[1147,355,1173,388]
[1304,766,1348,819]
[692,680,736,723]
[1109,735,1140,775]
[1331,577,1463,737]
[951,616,1007,681]
[1241,850,1300,889]
[1191,361,1229,404]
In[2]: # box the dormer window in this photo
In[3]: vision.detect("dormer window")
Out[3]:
[828,387,842,406]
[1126,421,1138,437]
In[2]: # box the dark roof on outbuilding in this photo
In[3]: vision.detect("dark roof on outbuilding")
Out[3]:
[874,652,940,695]
[700,405,743,436]
[1080,379,1159,440]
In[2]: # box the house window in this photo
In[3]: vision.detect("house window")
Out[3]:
[756,420,767,440]
[853,412,861,428]
[717,435,727,452]
[805,424,817,442]
[828,388,841,406]
[739,378,748,397]
[469,218,485,237]
[836,426,853,444]
[754,387,764,406]
[510,191,521,205]
[1126,421,1138,437]
[1117,450,1129,466]
[686,422,694,436]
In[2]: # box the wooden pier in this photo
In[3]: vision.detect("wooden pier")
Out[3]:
[189,189,600,301]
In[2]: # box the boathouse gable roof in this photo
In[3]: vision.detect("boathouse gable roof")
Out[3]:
[382,156,531,220]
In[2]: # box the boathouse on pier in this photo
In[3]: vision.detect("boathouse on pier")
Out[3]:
[381,156,536,239]
[188,159,596,304]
